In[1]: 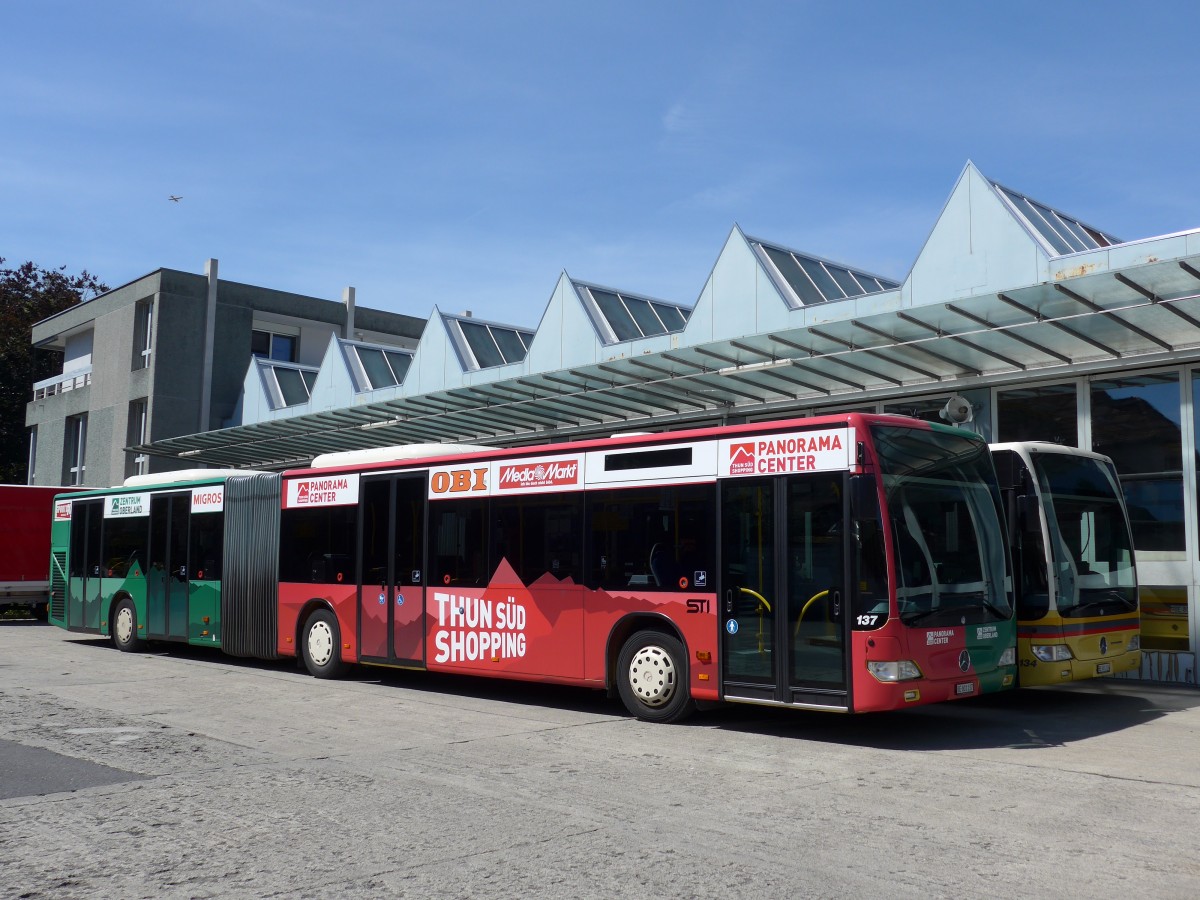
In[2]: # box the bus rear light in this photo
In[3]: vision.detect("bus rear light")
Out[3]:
[998,647,1016,666]
[1032,644,1073,663]
[866,660,921,682]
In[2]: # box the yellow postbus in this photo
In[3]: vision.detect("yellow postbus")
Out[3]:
[991,442,1140,684]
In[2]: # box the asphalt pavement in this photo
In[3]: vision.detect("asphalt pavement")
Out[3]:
[2,620,1199,899]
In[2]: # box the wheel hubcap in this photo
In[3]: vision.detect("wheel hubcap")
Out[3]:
[627,644,677,708]
[308,620,334,667]
[115,607,133,644]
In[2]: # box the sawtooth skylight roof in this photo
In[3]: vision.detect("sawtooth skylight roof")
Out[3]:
[445,313,534,370]
[991,181,1121,255]
[575,282,691,345]
[749,238,900,309]
[261,360,318,409]
[342,339,413,392]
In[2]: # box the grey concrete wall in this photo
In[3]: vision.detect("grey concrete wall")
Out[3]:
[26,262,426,484]
[150,287,208,443]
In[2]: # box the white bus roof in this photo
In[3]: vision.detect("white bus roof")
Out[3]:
[310,443,495,469]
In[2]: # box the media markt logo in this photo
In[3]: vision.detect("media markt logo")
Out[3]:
[728,442,755,475]
[498,460,579,490]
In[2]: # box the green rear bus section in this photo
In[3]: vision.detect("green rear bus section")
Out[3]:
[49,474,282,659]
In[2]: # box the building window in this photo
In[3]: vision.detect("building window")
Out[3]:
[346,343,413,391]
[126,399,148,478]
[263,363,318,408]
[27,426,37,485]
[65,414,87,486]
[1091,372,1182,554]
[252,329,297,362]
[133,300,153,369]
[996,383,1078,445]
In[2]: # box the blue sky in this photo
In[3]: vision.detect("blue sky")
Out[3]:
[4,1,1198,327]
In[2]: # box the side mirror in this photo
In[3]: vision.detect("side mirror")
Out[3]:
[1017,494,1042,536]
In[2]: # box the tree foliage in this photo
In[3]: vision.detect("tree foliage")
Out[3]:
[0,258,107,484]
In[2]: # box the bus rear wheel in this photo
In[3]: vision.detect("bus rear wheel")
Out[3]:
[112,598,143,653]
[617,630,695,724]
[301,608,347,679]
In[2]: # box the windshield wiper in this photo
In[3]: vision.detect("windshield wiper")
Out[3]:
[900,605,962,626]
[900,593,1011,626]
[1059,591,1137,616]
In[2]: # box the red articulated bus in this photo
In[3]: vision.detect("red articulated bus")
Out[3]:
[273,413,1017,721]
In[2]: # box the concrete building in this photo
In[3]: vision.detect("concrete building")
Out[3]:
[26,260,424,488]
[30,162,1200,684]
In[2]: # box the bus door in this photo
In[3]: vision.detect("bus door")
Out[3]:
[720,472,848,708]
[146,492,190,641]
[68,499,104,632]
[358,474,427,666]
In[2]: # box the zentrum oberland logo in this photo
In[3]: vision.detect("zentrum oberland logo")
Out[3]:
[728,442,755,475]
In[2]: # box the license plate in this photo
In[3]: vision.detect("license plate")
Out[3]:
[1096,663,1112,675]
[955,682,975,696]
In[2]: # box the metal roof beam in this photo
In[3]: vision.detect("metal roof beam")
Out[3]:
[623,359,676,379]
[765,334,865,390]
[624,378,720,410]
[805,328,909,385]
[692,346,741,367]
[538,374,656,417]
[687,374,768,403]
[996,293,1120,358]
[728,340,777,362]
[1053,283,1172,351]
[659,352,710,373]
[720,371,797,400]
[856,317,986,375]
[1179,262,1200,285]
[944,302,1072,364]
[1119,271,1200,331]
[756,366,832,396]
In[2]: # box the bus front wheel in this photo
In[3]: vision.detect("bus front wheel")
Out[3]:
[301,609,347,679]
[112,598,143,653]
[617,630,695,724]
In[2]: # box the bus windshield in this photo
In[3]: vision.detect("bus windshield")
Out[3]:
[872,425,1012,627]
[1031,453,1137,617]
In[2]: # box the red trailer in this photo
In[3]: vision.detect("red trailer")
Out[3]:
[0,485,73,619]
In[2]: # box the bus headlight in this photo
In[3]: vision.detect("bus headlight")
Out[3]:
[1031,644,1073,662]
[866,660,922,682]
[998,647,1016,666]
[1127,634,1140,652]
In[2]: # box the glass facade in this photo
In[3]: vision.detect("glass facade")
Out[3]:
[1091,373,1183,554]
[996,384,1078,446]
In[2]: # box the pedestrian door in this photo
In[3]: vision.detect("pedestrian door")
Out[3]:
[146,493,190,640]
[720,472,849,708]
[359,475,427,665]
[68,499,104,632]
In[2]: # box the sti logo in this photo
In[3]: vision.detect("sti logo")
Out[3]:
[728,442,756,475]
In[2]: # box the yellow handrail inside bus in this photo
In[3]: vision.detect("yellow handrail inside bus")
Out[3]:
[795,590,830,637]
[738,586,771,613]
[739,587,772,655]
